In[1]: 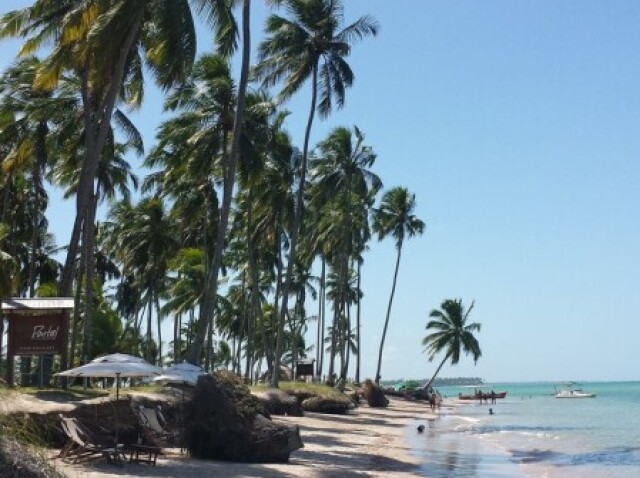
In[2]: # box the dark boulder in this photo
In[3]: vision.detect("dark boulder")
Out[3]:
[185,372,303,463]
[362,379,389,408]
[301,395,355,414]
[254,389,303,416]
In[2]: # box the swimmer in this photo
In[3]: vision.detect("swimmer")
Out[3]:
[417,425,425,433]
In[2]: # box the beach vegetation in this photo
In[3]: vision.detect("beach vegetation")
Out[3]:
[421,299,482,392]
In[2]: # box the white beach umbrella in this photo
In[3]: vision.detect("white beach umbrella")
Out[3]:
[56,357,161,398]
[91,353,148,364]
[154,362,206,387]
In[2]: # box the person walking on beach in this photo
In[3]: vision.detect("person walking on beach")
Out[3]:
[490,390,496,404]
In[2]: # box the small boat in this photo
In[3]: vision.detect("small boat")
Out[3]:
[458,391,507,401]
[554,383,596,398]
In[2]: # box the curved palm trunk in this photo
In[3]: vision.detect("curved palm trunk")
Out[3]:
[422,353,450,393]
[59,11,144,297]
[272,61,318,388]
[187,0,251,365]
[375,243,403,384]
[315,257,325,378]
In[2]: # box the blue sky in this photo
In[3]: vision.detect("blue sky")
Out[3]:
[2,1,640,383]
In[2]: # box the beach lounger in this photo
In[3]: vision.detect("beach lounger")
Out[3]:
[58,415,125,466]
[134,405,177,449]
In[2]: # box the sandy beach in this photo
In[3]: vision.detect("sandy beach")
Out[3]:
[50,397,431,478]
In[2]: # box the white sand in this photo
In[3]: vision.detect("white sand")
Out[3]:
[51,397,432,478]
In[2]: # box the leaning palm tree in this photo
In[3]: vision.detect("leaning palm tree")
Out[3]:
[254,0,378,387]
[373,187,425,384]
[421,299,482,392]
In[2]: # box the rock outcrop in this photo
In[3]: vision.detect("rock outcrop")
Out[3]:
[253,389,303,416]
[362,379,389,408]
[301,395,355,414]
[184,372,303,463]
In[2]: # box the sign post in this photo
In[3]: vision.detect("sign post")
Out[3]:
[1,298,72,388]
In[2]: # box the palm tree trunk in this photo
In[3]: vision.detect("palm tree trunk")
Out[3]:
[69,251,85,367]
[81,189,97,363]
[266,234,283,377]
[375,243,403,384]
[273,61,319,388]
[355,260,361,383]
[156,296,162,366]
[327,299,339,385]
[1,171,12,223]
[59,10,144,297]
[315,257,325,378]
[423,353,450,393]
[174,312,180,362]
[146,296,153,362]
[341,300,352,381]
[187,0,251,365]
[27,120,48,298]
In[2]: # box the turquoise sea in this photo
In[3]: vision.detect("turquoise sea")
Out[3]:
[407,382,640,477]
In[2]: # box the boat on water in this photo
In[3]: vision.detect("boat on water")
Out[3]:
[458,391,507,401]
[554,383,596,398]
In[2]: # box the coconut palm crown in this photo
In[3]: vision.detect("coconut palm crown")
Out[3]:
[422,299,482,391]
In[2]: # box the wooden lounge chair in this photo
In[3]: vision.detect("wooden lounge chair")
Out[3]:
[133,405,179,449]
[58,415,125,466]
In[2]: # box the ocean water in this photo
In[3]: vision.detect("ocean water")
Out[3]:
[407,382,640,477]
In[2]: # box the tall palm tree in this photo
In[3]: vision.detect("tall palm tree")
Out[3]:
[310,126,381,382]
[254,0,378,386]
[108,197,178,364]
[373,187,425,384]
[422,299,482,391]
[186,0,252,365]
[0,0,236,303]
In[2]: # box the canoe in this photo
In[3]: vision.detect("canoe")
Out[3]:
[458,391,507,400]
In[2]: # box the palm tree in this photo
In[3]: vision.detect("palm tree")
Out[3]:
[373,187,425,384]
[186,0,252,365]
[310,126,381,381]
[107,197,178,364]
[0,0,236,303]
[254,0,378,386]
[421,299,482,392]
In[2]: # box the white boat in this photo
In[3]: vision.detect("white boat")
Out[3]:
[554,383,595,398]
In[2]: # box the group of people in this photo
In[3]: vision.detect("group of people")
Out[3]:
[475,389,498,404]
[428,389,443,411]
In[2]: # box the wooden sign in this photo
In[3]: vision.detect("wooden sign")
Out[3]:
[8,314,67,355]
[296,361,314,379]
